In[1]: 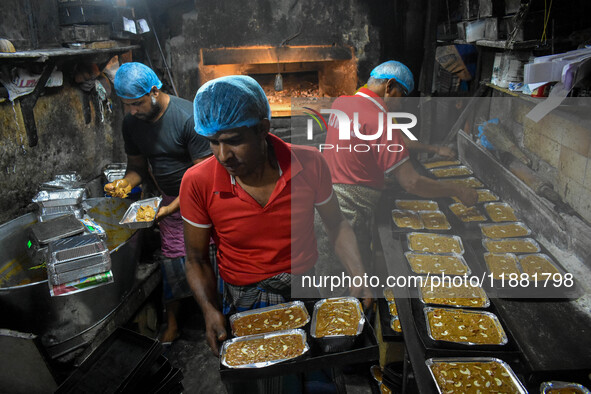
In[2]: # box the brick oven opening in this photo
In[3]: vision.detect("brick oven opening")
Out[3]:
[199,45,357,117]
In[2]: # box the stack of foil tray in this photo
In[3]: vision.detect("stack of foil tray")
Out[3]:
[47,233,111,285]
[27,214,86,266]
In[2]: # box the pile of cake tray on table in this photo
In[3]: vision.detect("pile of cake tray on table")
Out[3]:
[218,297,379,387]
[375,159,591,394]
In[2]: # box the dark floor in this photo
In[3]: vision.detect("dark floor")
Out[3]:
[161,299,377,394]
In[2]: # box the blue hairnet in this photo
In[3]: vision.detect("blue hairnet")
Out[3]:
[370,60,415,94]
[193,75,271,137]
[114,62,163,99]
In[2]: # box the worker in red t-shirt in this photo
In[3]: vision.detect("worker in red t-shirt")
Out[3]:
[179,75,372,355]
[318,61,477,279]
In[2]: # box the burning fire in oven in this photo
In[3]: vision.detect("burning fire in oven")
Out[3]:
[255,72,321,117]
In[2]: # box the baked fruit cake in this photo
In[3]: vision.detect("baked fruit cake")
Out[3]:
[388,301,398,316]
[484,238,539,254]
[392,210,422,229]
[453,189,498,203]
[542,382,591,394]
[426,308,505,345]
[481,222,529,239]
[519,254,561,280]
[420,211,451,230]
[485,203,518,222]
[420,280,488,308]
[314,298,362,337]
[428,360,523,393]
[232,303,309,336]
[431,166,472,178]
[396,199,438,211]
[446,177,484,188]
[383,288,395,303]
[223,332,306,367]
[423,160,461,169]
[449,203,487,222]
[484,253,521,280]
[407,233,463,254]
[406,253,469,275]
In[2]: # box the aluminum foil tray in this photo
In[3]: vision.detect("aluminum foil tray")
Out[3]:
[482,237,541,254]
[103,163,127,183]
[540,381,591,394]
[119,197,162,229]
[417,278,490,309]
[229,301,310,337]
[418,210,451,231]
[425,357,527,394]
[39,172,82,190]
[484,202,519,222]
[429,165,473,178]
[49,246,110,274]
[479,221,531,239]
[394,199,439,212]
[310,297,365,353]
[29,214,86,245]
[220,329,309,369]
[32,188,87,208]
[422,160,461,169]
[406,232,465,255]
[423,306,508,346]
[391,209,423,230]
[48,234,107,264]
[404,252,471,276]
[48,254,111,285]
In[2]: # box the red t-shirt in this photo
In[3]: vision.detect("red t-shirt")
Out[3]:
[322,87,409,189]
[179,134,333,286]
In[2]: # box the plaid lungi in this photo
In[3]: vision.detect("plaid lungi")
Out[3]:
[222,272,292,315]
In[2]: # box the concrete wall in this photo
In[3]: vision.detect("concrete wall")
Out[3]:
[0,1,127,224]
[0,83,126,224]
[489,95,591,224]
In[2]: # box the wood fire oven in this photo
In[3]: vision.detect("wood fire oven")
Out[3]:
[198,45,357,117]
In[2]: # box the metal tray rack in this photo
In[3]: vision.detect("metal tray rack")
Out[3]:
[55,327,164,394]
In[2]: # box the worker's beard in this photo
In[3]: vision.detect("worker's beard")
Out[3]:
[136,97,162,121]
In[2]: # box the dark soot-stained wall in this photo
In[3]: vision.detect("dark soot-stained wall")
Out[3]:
[145,0,409,100]
[0,1,127,224]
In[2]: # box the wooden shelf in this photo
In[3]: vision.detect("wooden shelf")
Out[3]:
[485,82,542,103]
[452,39,541,50]
[0,45,139,63]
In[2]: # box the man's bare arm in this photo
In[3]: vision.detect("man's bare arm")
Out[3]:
[156,156,211,219]
[401,135,457,159]
[391,160,477,206]
[183,222,227,355]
